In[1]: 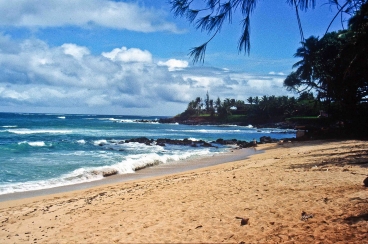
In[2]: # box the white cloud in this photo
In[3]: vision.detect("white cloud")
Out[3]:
[269,71,285,76]
[0,0,180,33]
[102,47,152,63]
[0,35,292,115]
[158,59,188,71]
[62,44,90,60]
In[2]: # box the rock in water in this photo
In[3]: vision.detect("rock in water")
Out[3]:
[102,169,118,177]
[363,177,368,187]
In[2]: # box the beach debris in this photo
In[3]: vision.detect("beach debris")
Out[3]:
[195,225,203,229]
[235,217,249,226]
[301,211,314,221]
[363,177,368,187]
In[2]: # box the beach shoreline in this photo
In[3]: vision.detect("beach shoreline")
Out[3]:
[0,147,260,203]
[1,139,367,243]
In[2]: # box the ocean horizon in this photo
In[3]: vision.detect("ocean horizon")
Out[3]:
[0,112,296,196]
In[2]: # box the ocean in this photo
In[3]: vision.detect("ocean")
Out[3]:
[0,112,295,196]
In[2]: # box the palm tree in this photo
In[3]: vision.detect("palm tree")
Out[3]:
[247,96,254,105]
[254,96,259,105]
[293,36,319,83]
[194,97,202,115]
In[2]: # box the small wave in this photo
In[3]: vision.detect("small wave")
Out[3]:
[178,129,242,133]
[18,141,47,147]
[77,139,86,144]
[93,139,108,146]
[97,117,120,122]
[0,168,104,195]
[58,116,66,119]
[2,125,17,128]
[0,147,217,195]
[7,129,72,135]
[119,119,135,123]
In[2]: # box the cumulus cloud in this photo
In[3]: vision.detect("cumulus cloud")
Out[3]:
[0,0,180,33]
[102,47,152,63]
[62,44,90,60]
[0,34,292,115]
[158,59,188,71]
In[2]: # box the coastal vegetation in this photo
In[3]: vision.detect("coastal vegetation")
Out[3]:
[167,1,368,138]
[163,91,328,127]
[284,1,368,137]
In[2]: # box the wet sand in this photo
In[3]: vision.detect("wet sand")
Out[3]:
[0,140,367,243]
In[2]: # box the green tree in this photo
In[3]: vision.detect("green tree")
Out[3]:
[204,91,210,112]
[215,96,222,114]
[284,1,368,136]
[254,96,259,105]
[247,96,254,105]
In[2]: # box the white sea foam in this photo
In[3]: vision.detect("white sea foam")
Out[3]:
[18,141,47,147]
[28,141,46,147]
[187,137,200,141]
[0,168,104,195]
[0,147,216,195]
[178,129,242,133]
[77,139,86,144]
[93,139,108,146]
[8,129,72,134]
[119,119,135,123]
[58,116,66,119]
[2,125,17,128]
[113,149,213,173]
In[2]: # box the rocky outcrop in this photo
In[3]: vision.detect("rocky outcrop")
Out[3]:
[111,136,290,150]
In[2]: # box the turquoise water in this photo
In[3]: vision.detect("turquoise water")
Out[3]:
[0,112,295,194]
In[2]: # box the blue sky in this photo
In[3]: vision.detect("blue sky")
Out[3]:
[0,0,347,116]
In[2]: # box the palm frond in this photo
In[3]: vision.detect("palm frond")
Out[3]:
[188,42,208,64]
[292,60,305,69]
[207,13,226,33]
[186,9,199,22]
[240,0,257,15]
[170,0,190,17]
[238,16,250,55]
[287,0,316,10]
[195,14,211,32]
[207,0,219,9]
[220,1,233,23]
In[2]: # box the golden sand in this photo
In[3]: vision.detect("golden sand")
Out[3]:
[0,140,367,243]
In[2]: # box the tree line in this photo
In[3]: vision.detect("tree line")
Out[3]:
[178,91,324,124]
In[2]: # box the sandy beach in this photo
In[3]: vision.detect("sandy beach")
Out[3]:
[0,139,367,243]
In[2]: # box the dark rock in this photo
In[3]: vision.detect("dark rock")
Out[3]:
[216,138,224,144]
[235,217,249,226]
[364,177,368,187]
[202,142,213,147]
[260,136,272,143]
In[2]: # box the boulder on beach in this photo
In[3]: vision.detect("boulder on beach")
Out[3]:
[364,177,368,187]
